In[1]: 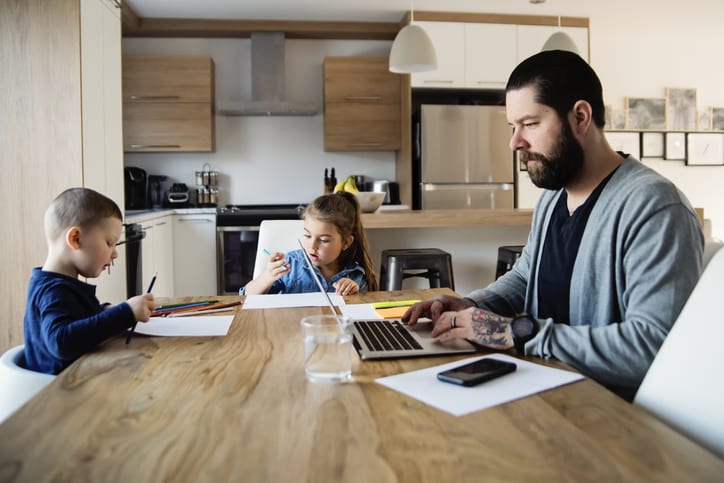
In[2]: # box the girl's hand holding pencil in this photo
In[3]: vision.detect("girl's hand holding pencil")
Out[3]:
[263,249,290,281]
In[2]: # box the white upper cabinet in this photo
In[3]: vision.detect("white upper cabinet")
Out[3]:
[411,22,465,88]
[464,23,518,89]
[517,25,589,63]
[412,21,589,90]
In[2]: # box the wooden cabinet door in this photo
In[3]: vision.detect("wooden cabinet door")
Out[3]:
[123,103,214,152]
[464,23,517,88]
[122,56,214,102]
[410,22,465,88]
[323,57,402,151]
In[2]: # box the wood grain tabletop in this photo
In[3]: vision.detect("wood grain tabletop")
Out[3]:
[0,288,722,482]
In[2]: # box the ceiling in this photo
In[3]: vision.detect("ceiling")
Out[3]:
[123,0,555,23]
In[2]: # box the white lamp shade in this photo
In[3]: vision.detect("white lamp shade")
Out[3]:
[389,23,438,73]
[541,31,579,54]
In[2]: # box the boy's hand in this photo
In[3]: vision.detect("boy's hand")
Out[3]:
[127,293,155,322]
[333,278,359,296]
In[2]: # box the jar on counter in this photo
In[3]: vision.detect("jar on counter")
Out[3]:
[196,187,209,205]
[208,187,218,206]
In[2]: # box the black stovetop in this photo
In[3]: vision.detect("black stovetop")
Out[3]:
[216,204,305,226]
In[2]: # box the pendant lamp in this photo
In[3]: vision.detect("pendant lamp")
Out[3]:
[541,16,579,54]
[389,2,437,73]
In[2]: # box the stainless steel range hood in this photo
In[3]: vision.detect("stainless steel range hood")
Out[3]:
[218,32,319,116]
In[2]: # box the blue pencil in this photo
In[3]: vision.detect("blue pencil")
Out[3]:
[263,249,287,269]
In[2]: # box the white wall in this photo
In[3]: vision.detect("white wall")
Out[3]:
[123,38,397,206]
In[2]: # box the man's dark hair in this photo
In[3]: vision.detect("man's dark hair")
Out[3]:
[506,50,606,128]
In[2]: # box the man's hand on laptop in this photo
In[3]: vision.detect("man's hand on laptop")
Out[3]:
[402,295,476,326]
[430,308,514,351]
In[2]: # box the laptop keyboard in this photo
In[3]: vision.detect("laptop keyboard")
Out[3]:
[353,320,423,352]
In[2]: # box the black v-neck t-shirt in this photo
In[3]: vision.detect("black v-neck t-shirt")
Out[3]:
[536,169,618,324]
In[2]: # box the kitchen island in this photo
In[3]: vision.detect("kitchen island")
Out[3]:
[362,208,533,229]
[360,209,534,294]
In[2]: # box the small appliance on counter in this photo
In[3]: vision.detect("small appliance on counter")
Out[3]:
[167,183,190,207]
[372,180,401,205]
[124,167,147,210]
[148,174,168,209]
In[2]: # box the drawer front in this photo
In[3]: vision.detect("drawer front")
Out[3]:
[123,103,214,152]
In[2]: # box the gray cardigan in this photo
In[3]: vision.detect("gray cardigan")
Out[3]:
[468,157,704,397]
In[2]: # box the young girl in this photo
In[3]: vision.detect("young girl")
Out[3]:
[241,191,378,295]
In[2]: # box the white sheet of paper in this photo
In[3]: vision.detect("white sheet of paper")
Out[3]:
[135,315,234,337]
[339,303,381,320]
[376,353,584,416]
[242,293,345,309]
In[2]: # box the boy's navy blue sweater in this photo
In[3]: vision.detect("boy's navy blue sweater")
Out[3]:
[23,268,135,374]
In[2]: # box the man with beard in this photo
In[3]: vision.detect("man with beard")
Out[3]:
[403,50,704,401]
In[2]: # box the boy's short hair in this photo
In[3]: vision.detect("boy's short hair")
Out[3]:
[44,188,123,241]
[506,49,606,128]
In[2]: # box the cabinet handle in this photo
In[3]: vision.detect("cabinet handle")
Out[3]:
[344,96,383,102]
[155,222,166,226]
[348,142,384,147]
[423,80,455,84]
[129,95,181,100]
[111,0,120,8]
[177,218,213,223]
[130,144,182,149]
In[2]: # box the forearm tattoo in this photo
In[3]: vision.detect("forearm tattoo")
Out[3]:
[471,309,510,347]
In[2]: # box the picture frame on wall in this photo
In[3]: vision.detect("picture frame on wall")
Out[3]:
[686,133,724,166]
[605,131,640,158]
[699,109,712,131]
[604,104,613,130]
[665,87,698,130]
[712,107,724,131]
[665,132,686,160]
[641,132,665,158]
[625,97,667,130]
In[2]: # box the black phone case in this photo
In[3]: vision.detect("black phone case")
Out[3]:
[437,359,517,387]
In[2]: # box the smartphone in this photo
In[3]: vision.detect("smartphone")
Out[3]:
[437,358,517,387]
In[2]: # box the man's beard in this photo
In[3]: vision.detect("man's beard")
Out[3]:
[519,122,584,190]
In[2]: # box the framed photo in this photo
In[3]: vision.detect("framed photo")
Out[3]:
[665,132,686,160]
[625,97,666,130]
[699,109,712,131]
[613,109,626,129]
[665,87,697,130]
[686,133,724,166]
[605,131,640,158]
[712,107,724,131]
[641,132,664,158]
[604,104,613,130]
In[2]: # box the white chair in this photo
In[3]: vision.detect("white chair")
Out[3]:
[634,248,724,457]
[252,219,305,279]
[0,345,55,424]
[703,240,723,268]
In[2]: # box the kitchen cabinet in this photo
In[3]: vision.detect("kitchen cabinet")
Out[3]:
[173,214,217,296]
[412,22,517,89]
[81,0,126,303]
[323,57,402,151]
[141,215,175,298]
[517,25,589,63]
[122,55,215,152]
[411,21,589,89]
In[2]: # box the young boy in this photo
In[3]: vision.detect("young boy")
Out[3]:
[23,188,156,374]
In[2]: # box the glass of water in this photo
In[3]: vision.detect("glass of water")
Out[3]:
[300,315,353,383]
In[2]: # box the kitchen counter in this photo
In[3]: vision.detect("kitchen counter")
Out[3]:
[361,208,533,229]
[124,207,217,223]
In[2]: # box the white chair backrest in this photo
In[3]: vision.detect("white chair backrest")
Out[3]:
[703,240,723,268]
[252,219,305,279]
[0,345,55,424]
[634,248,724,458]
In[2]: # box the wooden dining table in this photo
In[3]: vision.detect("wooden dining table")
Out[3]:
[1,288,722,482]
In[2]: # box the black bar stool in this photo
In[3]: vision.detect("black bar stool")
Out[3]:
[379,248,455,291]
[495,245,524,279]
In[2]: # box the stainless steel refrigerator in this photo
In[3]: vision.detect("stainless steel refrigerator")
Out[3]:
[416,104,515,209]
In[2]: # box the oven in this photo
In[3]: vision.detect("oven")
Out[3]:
[216,204,305,295]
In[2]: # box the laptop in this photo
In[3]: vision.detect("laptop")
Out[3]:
[296,239,477,360]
